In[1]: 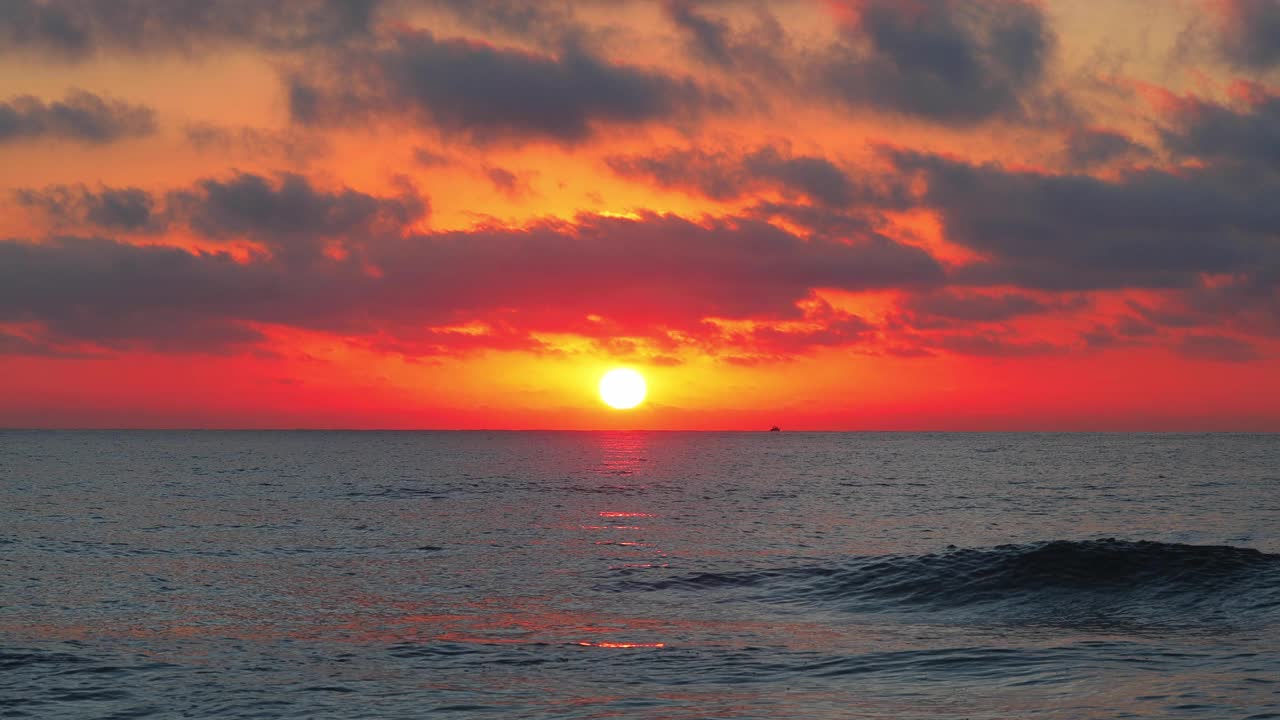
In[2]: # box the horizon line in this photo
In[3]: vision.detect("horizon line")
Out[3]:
[2,427,1277,434]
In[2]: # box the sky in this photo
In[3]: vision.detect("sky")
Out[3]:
[1,0,1279,430]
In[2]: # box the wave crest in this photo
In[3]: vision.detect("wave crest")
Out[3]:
[613,540,1280,625]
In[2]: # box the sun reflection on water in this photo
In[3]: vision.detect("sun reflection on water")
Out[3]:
[594,431,649,477]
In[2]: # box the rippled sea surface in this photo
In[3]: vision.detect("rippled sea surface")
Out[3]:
[2,431,1279,719]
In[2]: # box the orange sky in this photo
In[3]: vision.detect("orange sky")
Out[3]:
[1,0,1279,429]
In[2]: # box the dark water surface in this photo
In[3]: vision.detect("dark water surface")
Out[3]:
[2,431,1278,718]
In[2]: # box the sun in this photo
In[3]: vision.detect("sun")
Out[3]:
[599,368,647,410]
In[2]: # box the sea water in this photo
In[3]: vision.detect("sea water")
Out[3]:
[1,431,1278,718]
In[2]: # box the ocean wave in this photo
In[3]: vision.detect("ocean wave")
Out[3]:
[387,640,1096,686]
[609,540,1280,625]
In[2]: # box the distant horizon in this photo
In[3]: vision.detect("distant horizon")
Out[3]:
[4,426,1278,434]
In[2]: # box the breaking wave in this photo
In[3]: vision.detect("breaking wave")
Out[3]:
[610,540,1280,626]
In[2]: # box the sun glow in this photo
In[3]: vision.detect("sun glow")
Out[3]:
[599,368,647,409]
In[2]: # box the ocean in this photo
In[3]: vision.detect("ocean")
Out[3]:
[1,431,1278,719]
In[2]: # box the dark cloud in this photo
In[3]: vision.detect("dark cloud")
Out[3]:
[425,0,576,45]
[1080,325,1120,350]
[1061,128,1152,170]
[662,1,791,86]
[606,145,875,207]
[17,173,428,263]
[1128,279,1280,345]
[412,147,451,167]
[0,0,383,59]
[607,147,744,200]
[933,332,1060,357]
[665,0,734,67]
[742,146,857,206]
[369,212,944,328]
[1216,0,1280,70]
[900,290,1053,326]
[0,89,154,143]
[0,330,95,358]
[289,31,722,144]
[0,210,943,356]
[347,322,550,359]
[892,149,1280,291]
[748,309,875,355]
[43,310,268,355]
[1127,299,1208,329]
[894,146,1280,349]
[1158,88,1280,168]
[184,123,328,163]
[1115,315,1160,338]
[880,344,934,358]
[818,0,1055,124]
[166,173,426,250]
[16,185,159,232]
[1079,312,1167,351]
[689,298,879,363]
[484,167,532,198]
[1177,334,1261,363]
[0,236,278,354]
[93,193,152,232]
[744,200,880,240]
